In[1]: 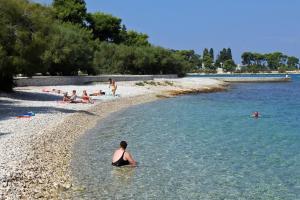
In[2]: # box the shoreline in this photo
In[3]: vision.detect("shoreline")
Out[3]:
[0,78,227,199]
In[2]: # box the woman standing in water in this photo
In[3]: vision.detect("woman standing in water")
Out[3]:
[112,141,136,167]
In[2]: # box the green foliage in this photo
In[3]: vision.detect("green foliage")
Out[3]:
[247,65,260,73]
[223,59,236,72]
[265,52,286,69]
[241,52,298,71]
[202,54,214,69]
[88,12,123,43]
[278,66,288,73]
[202,48,215,69]
[93,43,190,76]
[216,48,232,63]
[209,48,214,61]
[53,0,87,26]
[135,80,174,87]
[43,23,95,75]
[164,81,174,86]
[122,30,150,46]
[135,82,145,86]
[287,56,299,69]
[203,48,209,58]
[174,50,201,70]
[144,81,157,86]
[0,0,54,90]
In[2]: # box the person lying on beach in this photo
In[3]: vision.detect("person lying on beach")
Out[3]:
[89,90,105,96]
[108,78,117,96]
[69,90,82,103]
[82,90,94,104]
[112,141,136,167]
[52,88,63,94]
[62,92,71,102]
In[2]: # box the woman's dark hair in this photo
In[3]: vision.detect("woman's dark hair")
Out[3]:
[120,141,127,149]
[108,78,112,83]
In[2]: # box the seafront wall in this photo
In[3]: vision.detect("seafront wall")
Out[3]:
[212,77,291,82]
[14,74,178,87]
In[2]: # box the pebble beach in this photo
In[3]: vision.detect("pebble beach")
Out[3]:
[0,78,226,199]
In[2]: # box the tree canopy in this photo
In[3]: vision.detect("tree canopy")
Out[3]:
[241,52,299,72]
[53,0,87,26]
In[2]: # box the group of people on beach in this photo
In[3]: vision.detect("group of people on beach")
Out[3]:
[43,78,118,104]
[62,90,94,104]
[62,78,118,103]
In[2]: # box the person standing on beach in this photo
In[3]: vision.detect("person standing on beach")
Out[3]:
[112,141,136,167]
[108,78,117,96]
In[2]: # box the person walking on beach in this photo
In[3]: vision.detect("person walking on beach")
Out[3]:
[112,141,136,167]
[108,78,117,96]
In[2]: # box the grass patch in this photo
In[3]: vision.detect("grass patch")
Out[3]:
[137,80,174,87]
[135,82,145,86]
[143,81,157,86]
[164,81,174,86]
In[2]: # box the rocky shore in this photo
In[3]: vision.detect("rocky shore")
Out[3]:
[0,78,227,199]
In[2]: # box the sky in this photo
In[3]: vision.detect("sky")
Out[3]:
[34,0,300,63]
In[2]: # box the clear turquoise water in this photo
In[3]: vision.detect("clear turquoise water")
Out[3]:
[69,75,300,199]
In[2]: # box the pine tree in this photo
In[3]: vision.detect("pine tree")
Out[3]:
[209,48,214,61]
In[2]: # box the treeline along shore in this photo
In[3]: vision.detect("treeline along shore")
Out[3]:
[0,0,200,92]
[1,0,299,92]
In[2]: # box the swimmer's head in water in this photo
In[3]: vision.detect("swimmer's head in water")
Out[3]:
[120,141,127,149]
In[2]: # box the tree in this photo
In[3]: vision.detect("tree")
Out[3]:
[265,52,285,70]
[174,50,201,70]
[223,59,236,72]
[43,23,95,75]
[241,52,253,65]
[53,0,87,26]
[203,48,209,58]
[122,30,150,46]
[0,0,54,91]
[93,43,190,76]
[209,48,214,61]
[88,12,123,43]
[202,48,214,68]
[226,48,232,60]
[202,54,214,69]
[287,56,299,69]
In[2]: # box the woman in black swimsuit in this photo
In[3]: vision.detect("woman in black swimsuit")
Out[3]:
[112,141,136,167]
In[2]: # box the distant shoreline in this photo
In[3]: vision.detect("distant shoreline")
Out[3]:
[187,71,300,75]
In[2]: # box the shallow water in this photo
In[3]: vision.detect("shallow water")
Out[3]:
[69,75,300,199]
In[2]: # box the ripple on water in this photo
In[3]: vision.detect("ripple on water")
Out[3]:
[68,75,300,199]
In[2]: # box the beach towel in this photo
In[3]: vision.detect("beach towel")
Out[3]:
[17,111,35,118]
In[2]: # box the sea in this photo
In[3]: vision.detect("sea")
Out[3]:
[68,74,300,199]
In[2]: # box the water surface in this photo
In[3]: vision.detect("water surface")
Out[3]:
[69,75,300,199]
